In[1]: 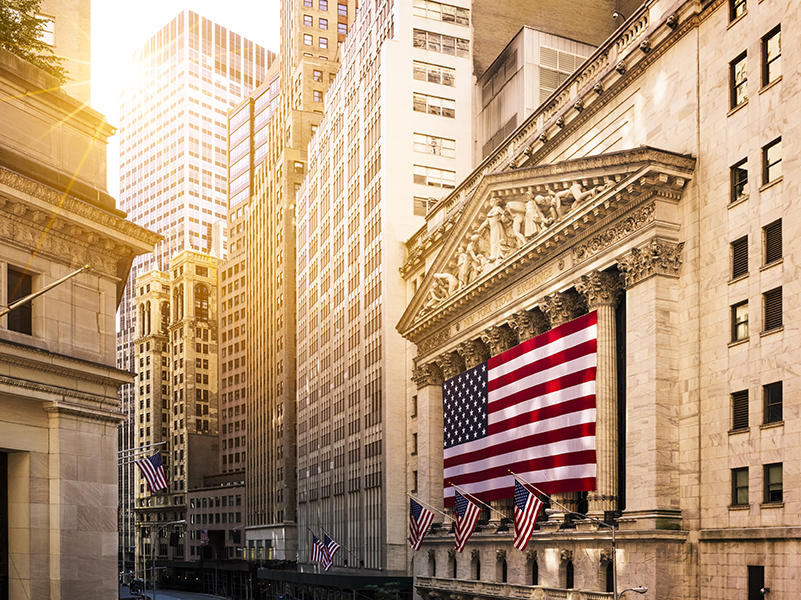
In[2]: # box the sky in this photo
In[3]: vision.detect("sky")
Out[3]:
[90,1,281,198]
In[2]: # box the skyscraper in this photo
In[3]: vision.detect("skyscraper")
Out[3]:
[116,10,274,574]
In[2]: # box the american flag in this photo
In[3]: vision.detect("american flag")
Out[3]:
[200,529,209,545]
[513,480,543,550]
[135,451,168,494]
[443,312,597,506]
[311,534,327,563]
[323,533,340,570]
[453,489,481,553]
[408,498,434,551]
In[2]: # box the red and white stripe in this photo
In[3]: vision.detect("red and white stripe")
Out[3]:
[444,312,597,504]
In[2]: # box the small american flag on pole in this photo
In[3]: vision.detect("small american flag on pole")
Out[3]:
[135,451,168,494]
[408,498,434,550]
[311,534,327,563]
[323,533,340,570]
[443,312,597,506]
[513,480,543,551]
[453,489,481,553]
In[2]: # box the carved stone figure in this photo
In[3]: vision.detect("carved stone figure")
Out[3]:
[476,197,509,261]
[433,272,460,296]
[466,234,487,281]
[504,198,528,246]
[456,246,470,287]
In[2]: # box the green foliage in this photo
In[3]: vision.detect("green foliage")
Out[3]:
[0,0,68,84]
[364,581,401,600]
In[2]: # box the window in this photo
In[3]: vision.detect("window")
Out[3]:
[303,14,313,26]
[762,26,781,87]
[36,14,55,46]
[763,463,782,503]
[730,52,747,108]
[303,34,313,45]
[338,3,347,15]
[565,561,574,589]
[731,236,748,279]
[319,37,328,49]
[413,197,428,217]
[730,0,746,20]
[313,90,323,102]
[731,301,748,342]
[7,266,33,335]
[304,0,313,5]
[732,390,748,431]
[413,61,455,86]
[412,29,470,58]
[763,137,781,184]
[414,133,455,157]
[764,219,782,265]
[730,158,748,203]
[732,467,749,505]
[319,0,328,9]
[313,69,322,82]
[763,381,782,424]
[763,287,782,331]
[338,23,347,35]
[414,165,455,188]
[319,18,328,29]
[412,92,455,118]
[413,0,470,26]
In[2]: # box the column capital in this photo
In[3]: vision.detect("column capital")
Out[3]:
[540,290,587,327]
[479,324,517,357]
[435,351,465,381]
[411,362,443,389]
[496,548,507,562]
[618,239,685,287]
[575,271,624,309]
[456,339,490,369]
[508,309,549,342]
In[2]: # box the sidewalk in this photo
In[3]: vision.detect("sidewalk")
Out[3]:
[120,585,229,600]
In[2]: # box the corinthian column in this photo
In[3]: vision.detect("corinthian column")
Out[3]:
[575,271,624,518]
[538,290,587,518]
[508,308,549,342]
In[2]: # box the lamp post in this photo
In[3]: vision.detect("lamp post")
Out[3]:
[152,519,185,600]
[544,509,646,600]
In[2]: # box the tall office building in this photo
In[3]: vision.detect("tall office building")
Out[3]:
[293,0,619,592]
[239,0,358,564]
[116,11,274,574]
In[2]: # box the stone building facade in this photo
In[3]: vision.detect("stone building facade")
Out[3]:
[0,48,158,600]
[398,0,800,598]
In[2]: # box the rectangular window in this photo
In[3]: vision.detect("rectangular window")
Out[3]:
[763,287,782,331]
[412,92,455,118]
[313,90,323,102]
[313,69,322,81]
[413,197,429,217]
[763,137,781,184]
[319,37,328,49]
[303,34,313,46]
[412,29,470,58]
[338,23,347,35]
[413,0,470,25]
[413,60,455,86]
[763,381,782,424]
[730,0,746,21]
[319,0,328,9]
[414,133,456,157]
[731,467,749,506]
[413,165,455,189]
[304,0,313,5]
[730,158,748,203]
[762,26,781,87]
[731,301,748,342]
[732,390,749,431]
[338,3,347,15]
[731,236,748,279]
[7,266,33,335]
[763,463,782,503]
[730,52,747,108]
[319,18,328,30]
[303,14,313,26]
[763,219,782,265]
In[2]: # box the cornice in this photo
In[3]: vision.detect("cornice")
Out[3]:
[42,401,126,424]
[0,375,123,412]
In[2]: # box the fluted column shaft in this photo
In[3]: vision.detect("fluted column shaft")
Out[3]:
[412,363,444,516]
[575,271,624,518]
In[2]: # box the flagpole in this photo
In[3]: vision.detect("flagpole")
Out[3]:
[448,482,508,520]
[405,491,456,523]
[319,526,363,567]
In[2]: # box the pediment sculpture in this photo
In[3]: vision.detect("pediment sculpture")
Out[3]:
[420,177,614,316]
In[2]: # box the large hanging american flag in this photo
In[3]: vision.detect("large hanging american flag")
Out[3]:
[408,498,434,550]
[453,489,481,553]
[135,451,168,494]
[443,311,597,506]
[513,480,544,550]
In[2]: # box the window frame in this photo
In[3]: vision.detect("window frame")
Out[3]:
[731,300,748,342]
[762,26,781,87]
[731,236,748,279]
[6,265,34,336]
[731,389,749,431]
[319,36,328,49]
[303,33,314,46]
[731,467,749,506]
[319,18,328,30]
[763,463,782,503]
[762,137,782,185]
[763,219,782,265]
[730,51,747,109]
[763,286,782,332]
[337,3,348,16]
[730,158,748,203]
[729,0,746,21]
[763,381,782,424]
[303,14,313,26]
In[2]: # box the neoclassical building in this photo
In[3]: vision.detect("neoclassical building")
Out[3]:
[398,0,799,599]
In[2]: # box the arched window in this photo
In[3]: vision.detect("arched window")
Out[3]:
[145,300,152,335]
[566,561,574,589]
[500,559,507,583]
[471,553,481,581]
[138,303,146,337]
[532,560,539,585]
[194,284,209,321]
[429,553,436,577]
[174,285,184,321]
[450,553,457,578]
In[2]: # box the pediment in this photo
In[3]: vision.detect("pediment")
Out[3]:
[397,146,696,344]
